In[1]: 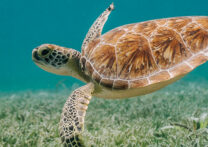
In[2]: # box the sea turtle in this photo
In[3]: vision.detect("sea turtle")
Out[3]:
[32,3,208,147]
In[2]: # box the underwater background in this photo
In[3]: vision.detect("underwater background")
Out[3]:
[1,0,208,91]
[0,0,208,146]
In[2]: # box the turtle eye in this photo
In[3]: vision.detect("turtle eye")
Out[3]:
[38,46,51,57]
[41,48,50,56]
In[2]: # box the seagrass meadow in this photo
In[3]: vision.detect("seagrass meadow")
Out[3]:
[1,0,208,146]
[0,81,208,147]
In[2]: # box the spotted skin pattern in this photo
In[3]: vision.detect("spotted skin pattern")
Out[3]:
[59,83,94,147]
[81,3,114,53]
[32,3,208,147]
[47,49,68,67]
[33,44,80,68]
[81,16,208,89]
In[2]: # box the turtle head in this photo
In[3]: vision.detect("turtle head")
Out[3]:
[32,44,81,76]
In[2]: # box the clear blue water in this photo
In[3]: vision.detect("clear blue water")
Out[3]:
[0,0,208,92]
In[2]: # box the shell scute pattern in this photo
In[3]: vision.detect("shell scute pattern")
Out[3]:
[196,17,208,29]
[188,54,208,68]
[89,45,117,79]
[150,26,192,69]
[113,80,129,89]
[100,78,114,88]
[102,28,125,44]
[117,33,159,79]
[149,71,170,84]
[85,62,94,76]
[92,72,101,83]
[166,17,192,32]
[82,16,208,89]
[130,78,149,88]
[182,23,208,53]
[155,19,167,26]
[169,63,192,77]
[121,23,135,31]
[82,38,100,58]
[134,21,157,37]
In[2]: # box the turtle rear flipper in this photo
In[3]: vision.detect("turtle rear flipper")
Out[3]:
[59,83,94,147]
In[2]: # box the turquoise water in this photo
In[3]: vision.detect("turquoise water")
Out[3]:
[1,0,208,91]
[0,1,208,146]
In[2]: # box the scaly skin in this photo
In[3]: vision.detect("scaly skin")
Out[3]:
[32,2,208,147]
[32,3,114,147]
[32,44,90,83]
[81,3,114,51]
[59,83,94,147]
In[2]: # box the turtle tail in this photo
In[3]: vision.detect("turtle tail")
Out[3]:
[59,83,94,147]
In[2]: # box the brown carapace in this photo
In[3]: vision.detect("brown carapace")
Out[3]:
[32,3,208,146]
[81,16,208,90]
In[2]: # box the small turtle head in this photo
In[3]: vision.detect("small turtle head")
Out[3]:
[32,44,79,75]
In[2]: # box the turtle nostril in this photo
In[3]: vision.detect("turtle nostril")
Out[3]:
[33,51,41,60]
[41,49,50,56]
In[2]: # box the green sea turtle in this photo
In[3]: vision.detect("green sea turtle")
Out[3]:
[32,3,208,146]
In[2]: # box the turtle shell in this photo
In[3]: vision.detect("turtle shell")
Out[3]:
[81,16,208,89]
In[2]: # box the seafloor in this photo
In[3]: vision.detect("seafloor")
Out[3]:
[0,81,208,147]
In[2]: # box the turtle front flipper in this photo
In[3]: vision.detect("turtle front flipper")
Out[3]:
[59,83,94,147]
[81,3,114,51]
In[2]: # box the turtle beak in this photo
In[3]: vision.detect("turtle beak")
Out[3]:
[32,48,41,61]
[32,48,45,66]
